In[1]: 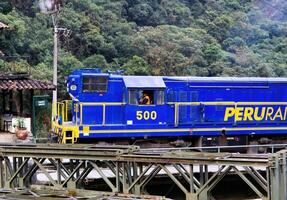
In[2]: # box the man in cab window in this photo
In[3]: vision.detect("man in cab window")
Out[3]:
[139,91,151,105]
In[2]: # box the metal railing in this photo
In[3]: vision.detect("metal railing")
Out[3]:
[144,143,287,154]
[1,143,285,200]
[79,102,125,125]
[57,100,72,123]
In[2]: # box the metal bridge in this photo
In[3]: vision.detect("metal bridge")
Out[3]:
[0,144,286,200]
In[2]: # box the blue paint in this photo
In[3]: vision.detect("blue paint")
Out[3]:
[65,69,287,139]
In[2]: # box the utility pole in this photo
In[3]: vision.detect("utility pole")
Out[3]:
[40,0,64,116]
[52,14,58,116]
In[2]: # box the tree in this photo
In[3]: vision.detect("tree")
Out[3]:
[58,52,83,98]
[0,0,286,101]
[82,54,108,69]
[122,55,150,75]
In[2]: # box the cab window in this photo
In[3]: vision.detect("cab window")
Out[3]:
[156,90,165,105]
[128,90,164,105]
[128,90,138,105]
[83,76,108,93]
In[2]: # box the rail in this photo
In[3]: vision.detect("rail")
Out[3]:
[143,143,287,154]
[0,144,286,199]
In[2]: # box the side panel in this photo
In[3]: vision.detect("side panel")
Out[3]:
[82,105,103,125]
[106,105,125,124]
[125,105,168,126]
[165,79,287,136]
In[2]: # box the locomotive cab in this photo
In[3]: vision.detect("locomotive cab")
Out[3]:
[123,76,168,127]
[53,69,192,144]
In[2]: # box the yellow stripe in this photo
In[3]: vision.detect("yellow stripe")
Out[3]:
[237,102,287,105]
[80,104,83,125]
[193,127,287,132]
[71,101,287,106]
[79,126,287,134]
[80,102,125,106]
[80,128,190,134]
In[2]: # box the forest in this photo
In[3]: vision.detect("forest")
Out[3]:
[0,0,287,97]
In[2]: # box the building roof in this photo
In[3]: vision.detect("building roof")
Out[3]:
[0,73,55,90]
[0,22,9,29]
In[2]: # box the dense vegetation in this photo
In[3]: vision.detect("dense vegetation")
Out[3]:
[0,0,287,97]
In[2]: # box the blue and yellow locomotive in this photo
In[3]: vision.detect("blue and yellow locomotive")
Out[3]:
[52,68,287,147]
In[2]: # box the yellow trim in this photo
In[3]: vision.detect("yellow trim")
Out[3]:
[234,102,238,123]
[78,126,287,134]
[54,124,79,144]
[83,126,90,134]
[80,128,190,134]
[167,101,287,106]
[238,102,287,105]
[64,100,67,121]
[80,102,125,106]
[73,101,287,107]
[80,104,83,125]
[193,126,287,132]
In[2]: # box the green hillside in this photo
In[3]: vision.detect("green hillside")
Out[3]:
[0,0,286,97]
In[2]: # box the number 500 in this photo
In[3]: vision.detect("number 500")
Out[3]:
[136,111,157,120]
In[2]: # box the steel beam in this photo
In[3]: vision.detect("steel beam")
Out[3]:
[0,144,287,200]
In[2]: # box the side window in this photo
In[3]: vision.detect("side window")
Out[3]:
[191,91,198,102]
[129,90,138,105]
[83,76,108,93]
[156,90,165,105]
[167,90,175,102]
[179,91,187,101]
[83,76,96,92]
[128,90,157,105]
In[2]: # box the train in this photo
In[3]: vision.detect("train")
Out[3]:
[52,68,287,149]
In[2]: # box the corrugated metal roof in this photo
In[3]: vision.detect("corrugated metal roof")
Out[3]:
[123,76,166,88]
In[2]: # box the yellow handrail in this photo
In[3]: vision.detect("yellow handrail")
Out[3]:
[57,102,64,119]
[79,102,125,125]
[57,100,72,122]
[74,103,79,125]
[56,101,124,126]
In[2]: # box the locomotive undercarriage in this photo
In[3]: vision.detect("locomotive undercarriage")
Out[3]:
[76,137,191,148]
[64,134,287,153]
[198,134,287,153]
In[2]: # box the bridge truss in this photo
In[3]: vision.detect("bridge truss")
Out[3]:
[0,144,286,200]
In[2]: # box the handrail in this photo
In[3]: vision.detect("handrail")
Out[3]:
[57,102,64,120]
[79,102,125,126]
[167,101,287,105]
[74,103,79,125]
[174,103,179,127]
